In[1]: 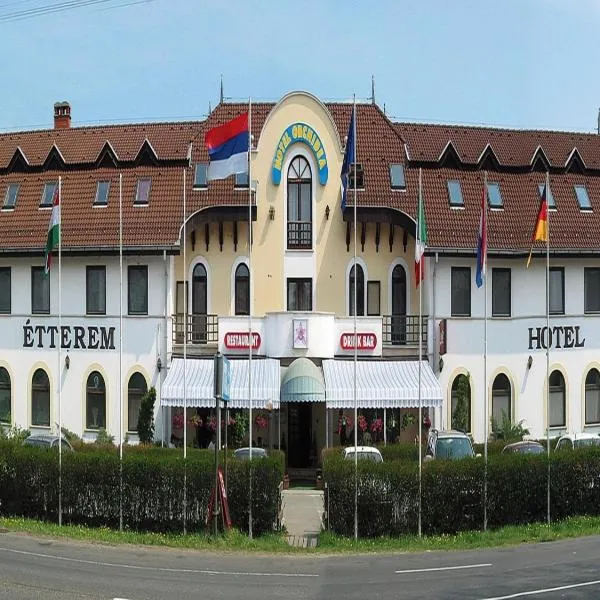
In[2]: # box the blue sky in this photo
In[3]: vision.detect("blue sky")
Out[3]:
[1,0,599,132]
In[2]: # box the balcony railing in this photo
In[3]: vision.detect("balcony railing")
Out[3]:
[382,315,427,346]
[287,221,312,249]
[172,314,218,345]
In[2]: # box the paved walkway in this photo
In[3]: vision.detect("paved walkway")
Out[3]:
[281,489,324,548]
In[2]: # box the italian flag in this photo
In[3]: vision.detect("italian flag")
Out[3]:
[44,184,60,274]
[414,187,428,287]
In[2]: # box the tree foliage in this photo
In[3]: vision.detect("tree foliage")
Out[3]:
[137,387,156,444]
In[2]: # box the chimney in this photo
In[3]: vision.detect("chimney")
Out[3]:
[54,101,71,129]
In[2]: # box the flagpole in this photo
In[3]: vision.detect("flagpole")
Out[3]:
[352,96,358,542]
[483,171,488,532]
[248,97,254,539]
[119,173,123,532]
[58,176,62,528]
[546,171,551,526]
[418,168,423,538]
[183,163,188,535]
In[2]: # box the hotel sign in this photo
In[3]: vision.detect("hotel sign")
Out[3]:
[22,320,116,350]
[340,333,377,351]
[224,331,261,350]
[272,122,328,185]
[528,325,585,350]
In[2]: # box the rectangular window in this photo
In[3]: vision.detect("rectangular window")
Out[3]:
[486,182,503,208]
[3,183,19,208]
[0,267,10,313]
[235,171,249,188]
[287,278,312,311]
[447,180,464,207]
[451,267,471,317]
[41,182,58,207]
[31,267,50,314]
[549,267,565,315]
[537,183,556,209]
[367,281,381,316]
[128,266,148,315]
[574,185,592,211]
[349,163,364,189]
[492,268,511,317]
[95,181,110,205]
[389,164,406,189]
[86,266,106,315]
[134,178,151,205]
[585,268,600,313]
[194,163,208,188]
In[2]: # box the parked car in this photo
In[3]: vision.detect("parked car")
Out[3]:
[502,440,545,455]
[342,446,383,463]
[233,447,268,460]
[22,434,74,452]
[555,433,600,451]
[425,430,478,461]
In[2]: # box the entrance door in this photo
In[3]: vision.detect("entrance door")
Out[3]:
[391,264,407,344]
[288,402,312,468]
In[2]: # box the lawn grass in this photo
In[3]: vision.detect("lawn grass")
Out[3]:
[2,515,600,554]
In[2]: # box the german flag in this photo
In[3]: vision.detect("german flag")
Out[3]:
[526,185,548,268]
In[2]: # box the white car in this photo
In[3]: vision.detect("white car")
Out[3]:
[342,446,383,463]
[555,433,600,451]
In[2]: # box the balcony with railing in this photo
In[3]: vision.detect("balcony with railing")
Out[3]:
[172,314,218,353]
[287,221,312,249]
[382,315,427,348]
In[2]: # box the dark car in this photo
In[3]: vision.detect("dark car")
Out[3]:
[233,447,268,460]
[502,440,545,455]
[22,434,74,452]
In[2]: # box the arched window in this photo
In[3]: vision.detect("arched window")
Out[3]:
[31,368,50,427]
[585,368,600,425]
[128,372,148,432]
[451,374,471,433]
[349,264,365,316]
[390,264,407,345]
[234,263,250,315]
[86,371,106,430]
[492,373,511,426]
[287,156,312,249]
[192,263,208,343]
[0,367,10,423]
[549,370,566,428]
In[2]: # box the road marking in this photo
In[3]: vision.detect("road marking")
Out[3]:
[477,579,600,599]
[0,547,318,578]
[396,563,492,574]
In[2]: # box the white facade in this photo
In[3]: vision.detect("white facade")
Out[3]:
[431,255,600,442]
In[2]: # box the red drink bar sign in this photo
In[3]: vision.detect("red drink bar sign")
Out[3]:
[224,331,261,350]
[340,333,377,350]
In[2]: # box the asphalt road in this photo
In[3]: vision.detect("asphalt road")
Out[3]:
[2,532,600,599]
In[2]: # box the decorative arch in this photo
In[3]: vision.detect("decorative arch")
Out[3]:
[188,256,211,314]
[127,371,149,433]
[86,370,107,431]
[81,363,110,434]
[230,256,249,315]
[545,364,569,430]
[491,372,513,426]
[345,257,368,316]
[31,367,51,428]
[583,363,600,426]
[448,369,472,433]
[0,361,13,425]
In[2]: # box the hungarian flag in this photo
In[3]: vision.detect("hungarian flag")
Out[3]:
[44,185,60,274]
[526,184,548,268]
[415,187,428,287]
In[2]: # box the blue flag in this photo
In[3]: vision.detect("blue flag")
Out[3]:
[340,107,356,210]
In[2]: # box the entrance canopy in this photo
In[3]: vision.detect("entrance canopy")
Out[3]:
[322,359,442,409]
[280,357,325,403]
[161,358,280,409]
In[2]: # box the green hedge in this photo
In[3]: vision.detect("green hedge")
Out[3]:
[324,448,600,537]
[0,441,284,536]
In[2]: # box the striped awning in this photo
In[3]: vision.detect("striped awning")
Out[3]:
[280,358,325,403]
[322,359,442,409]
[161,358,280,409]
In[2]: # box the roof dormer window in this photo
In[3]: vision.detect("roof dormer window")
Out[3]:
[537,183,556,209]
[574,185,592,211]
[41,181,58,207]
[390,164,406,190]
[94,181,110,206]
[134,178,151,205]
[235,171,249,188]
[194,163,208,189]
[349,163,364,189]
[486,182,503,209]
[3,183,20,209]
[447,180,464,207]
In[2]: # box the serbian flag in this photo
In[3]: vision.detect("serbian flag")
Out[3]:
[204,112,249,181]
[526,184,549,268]
[475,184,487,288]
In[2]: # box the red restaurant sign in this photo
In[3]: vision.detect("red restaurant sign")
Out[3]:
[340,332,377,351]
[224,331,261,350]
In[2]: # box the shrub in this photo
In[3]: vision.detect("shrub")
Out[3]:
[137,387,156,444]
[491,410,530,442]
[94,428,114,445]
